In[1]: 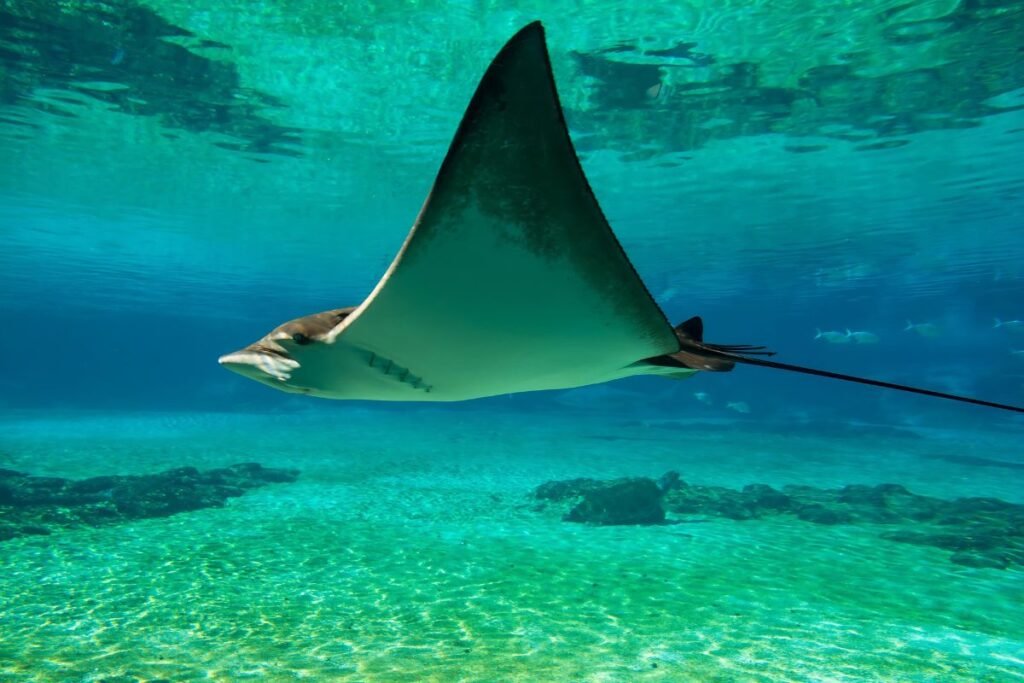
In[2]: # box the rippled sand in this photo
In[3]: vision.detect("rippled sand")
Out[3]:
[1,409,1022,681]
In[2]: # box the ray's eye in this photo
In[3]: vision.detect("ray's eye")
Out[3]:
[292,332,311,345]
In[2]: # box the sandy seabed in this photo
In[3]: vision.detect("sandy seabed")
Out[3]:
[1,408,1022,682]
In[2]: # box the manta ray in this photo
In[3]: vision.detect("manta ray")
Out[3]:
[219,22,1023,415]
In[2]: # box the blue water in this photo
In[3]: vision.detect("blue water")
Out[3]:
[2,2,1023,680]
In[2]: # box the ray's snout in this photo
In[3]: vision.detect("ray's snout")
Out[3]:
[218,348,299,383]
[217,308,353,395]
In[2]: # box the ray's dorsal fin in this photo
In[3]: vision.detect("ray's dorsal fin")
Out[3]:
[674,316,704,341]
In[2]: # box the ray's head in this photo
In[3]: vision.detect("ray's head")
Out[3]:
[218,307,355,393]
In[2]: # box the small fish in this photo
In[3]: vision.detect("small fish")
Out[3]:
[726,401,750,414]
[904,320,941,337]
[846,329,880,344]
[994,318,1024,332]
[693,391,712,405]
[814,329,851,344]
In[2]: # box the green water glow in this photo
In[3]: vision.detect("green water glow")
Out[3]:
[2,1,1023,680]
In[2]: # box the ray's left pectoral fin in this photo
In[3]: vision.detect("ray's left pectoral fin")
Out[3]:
[333,21,680,399]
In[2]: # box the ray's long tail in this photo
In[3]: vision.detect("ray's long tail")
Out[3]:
[654,316,1024,415]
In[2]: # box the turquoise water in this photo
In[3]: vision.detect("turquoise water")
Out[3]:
[2,1,1024,681]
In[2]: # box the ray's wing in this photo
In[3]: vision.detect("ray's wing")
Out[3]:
[331,22,679,399]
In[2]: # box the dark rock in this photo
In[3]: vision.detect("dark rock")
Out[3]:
[742,484,791,512]
[68,476,124,495]
[795,504,852,525]
[885,495,940,523]
[781,484,835,506]
[880,530,928,545]
[564,478,665,526]
[25,477,68,490]
[17,477,70,506]
[950,497,1020,515]
[838,484,887,507]
[662,482,790,520]
[939,529,1003,552]
[950,551,1009,570]
[112,483,210,517]
[716,499,758,520]
[662,483,718,515]
[854,507,902,524]
[536,472,1024,569]
[0,463,300,542]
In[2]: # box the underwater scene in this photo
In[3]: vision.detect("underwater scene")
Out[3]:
[2,1,1024,681]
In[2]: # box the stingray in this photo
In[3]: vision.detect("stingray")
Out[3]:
[219,22,1024,415]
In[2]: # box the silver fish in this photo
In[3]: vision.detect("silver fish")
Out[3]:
[814,329,851,344]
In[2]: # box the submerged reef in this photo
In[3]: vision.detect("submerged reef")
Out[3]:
[533,475,676,526]
[533,473,1024,570]
[0,463,298,542]
[537,477,666,526]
